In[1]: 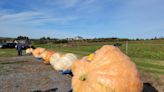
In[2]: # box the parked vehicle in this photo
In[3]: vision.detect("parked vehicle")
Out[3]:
[0,43,4,48]
[0,43,35,49]
[0,43,16,48]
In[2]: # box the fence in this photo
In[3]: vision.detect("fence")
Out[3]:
[119,41,164,60]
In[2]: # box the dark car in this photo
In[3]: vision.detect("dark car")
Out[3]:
[0,43,4,48]
[0,43,16,48]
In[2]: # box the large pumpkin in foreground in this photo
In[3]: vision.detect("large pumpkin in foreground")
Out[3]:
[72,45,143,92]
[41,50,55,64]
[32,48,46,58]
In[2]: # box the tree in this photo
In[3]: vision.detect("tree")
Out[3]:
[16,36,29,40]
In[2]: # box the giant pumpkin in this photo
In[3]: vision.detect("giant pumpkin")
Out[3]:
[32,48,46,58]
[25,48,33,54]
[52,53,78,71]
[41,50,55,64]
[50,53,61,66]
[72,45,143,92]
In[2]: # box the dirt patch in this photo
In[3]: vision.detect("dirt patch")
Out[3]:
[0,56,71,92]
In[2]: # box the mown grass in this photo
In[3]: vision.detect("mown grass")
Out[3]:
[132,58,164,75]
[35,41,164,75]
[35,44,102,56]
[121,44,164,60]
[35,43,164,60]
[0,40,163,75]
[0,49,17,57]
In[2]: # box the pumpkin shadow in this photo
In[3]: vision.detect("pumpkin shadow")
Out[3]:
[142,83,158,92]
[66,83,159,92]
[32,88,58,92]
[32,82,158,92]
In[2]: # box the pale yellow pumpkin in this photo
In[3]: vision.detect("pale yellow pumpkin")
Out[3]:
[50,53,61,66]
[72,45,143,92]
[52,53,78,71]
[25,48,33,54]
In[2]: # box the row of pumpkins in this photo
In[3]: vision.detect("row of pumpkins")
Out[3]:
[26,45,143,92]
[26,48,77,71]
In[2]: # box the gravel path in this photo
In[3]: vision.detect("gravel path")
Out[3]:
[0,56,72,92]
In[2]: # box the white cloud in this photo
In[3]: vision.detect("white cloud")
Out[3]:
[0,11,40,21]
[0,10,78,26]
[0,0,163,38]
[0,0,100,25]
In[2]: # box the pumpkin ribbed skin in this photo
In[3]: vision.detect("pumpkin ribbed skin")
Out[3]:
[50,53,61,66]
[32,48,46,58]
[41,50,55,64]
[72,45,143,92]
[52,53,78,71]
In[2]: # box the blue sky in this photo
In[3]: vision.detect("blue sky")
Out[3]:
[0,0,163,39]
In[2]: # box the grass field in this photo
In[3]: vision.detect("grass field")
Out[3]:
[0,40,164,75]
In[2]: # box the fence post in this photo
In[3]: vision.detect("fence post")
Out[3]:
[126,41,128,54]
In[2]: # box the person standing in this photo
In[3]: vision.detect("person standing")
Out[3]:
[16,42,23,56]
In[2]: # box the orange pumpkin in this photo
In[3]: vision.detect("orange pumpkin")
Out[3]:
[41,50,55,64]
[32,48,46,58]
[72,45,143,92]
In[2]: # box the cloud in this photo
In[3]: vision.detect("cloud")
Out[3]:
[0,0,101,27]
[0,11,39,21]
[0,10,78,26]
[0,0,163,38]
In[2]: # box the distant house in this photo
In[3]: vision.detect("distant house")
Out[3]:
[0,37,15,43]
[6,40,14,43]
[74,36,83,40]
[67,38,74,41]
[67,36,83,41]
[14,39,31,45]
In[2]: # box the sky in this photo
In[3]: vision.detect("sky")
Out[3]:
[0,0,164,39]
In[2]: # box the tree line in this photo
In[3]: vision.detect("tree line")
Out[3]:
[0,36,163,44]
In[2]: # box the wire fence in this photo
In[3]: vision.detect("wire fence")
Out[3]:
[117,41,164,60]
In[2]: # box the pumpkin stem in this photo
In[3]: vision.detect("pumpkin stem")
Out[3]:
[79,74,87,81]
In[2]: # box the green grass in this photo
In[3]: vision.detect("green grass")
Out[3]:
[35,43,164,60]
[35,43,102,56]
[132,58,164,75]
[32,41,164,75]
[121,44,164,60]
[0,49,17,57]
[0,40,164,75]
